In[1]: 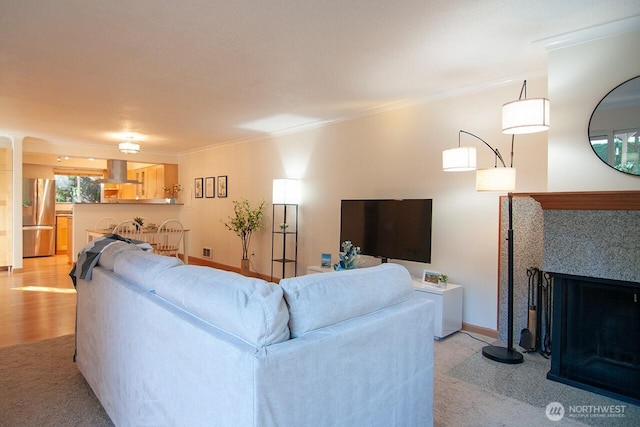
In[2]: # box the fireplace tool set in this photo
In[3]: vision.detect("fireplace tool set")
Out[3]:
[519,267,552,357]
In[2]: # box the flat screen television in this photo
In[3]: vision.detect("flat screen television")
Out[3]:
[340,199,433,263]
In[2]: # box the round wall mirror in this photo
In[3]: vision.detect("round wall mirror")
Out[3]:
[588,75,640,176]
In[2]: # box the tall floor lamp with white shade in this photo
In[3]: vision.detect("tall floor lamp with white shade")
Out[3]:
[442,80,549,364]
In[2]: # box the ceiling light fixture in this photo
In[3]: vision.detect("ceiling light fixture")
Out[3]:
[118,137,140,154]
[502,80,550,134]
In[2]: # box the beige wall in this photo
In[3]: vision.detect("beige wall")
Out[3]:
[548,30,640,190]
[22,164,55,179]
[178,77,549,330]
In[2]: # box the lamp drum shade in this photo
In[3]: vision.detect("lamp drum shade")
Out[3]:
[476,167,516,192]
[272,179,301,204]
[442,146,477,171]
[502,98,550,134]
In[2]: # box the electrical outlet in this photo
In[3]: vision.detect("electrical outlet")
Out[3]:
[202,247,212,259]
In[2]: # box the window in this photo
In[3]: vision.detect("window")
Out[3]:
[613,129,639,173]
[590,128,639,174]
[54,172,102,203]
[590,135,609,163]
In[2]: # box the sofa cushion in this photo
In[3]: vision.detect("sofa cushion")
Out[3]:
[279,263,414,338]
[97,241,144,271]
[154,266,290,348]
[113,251,183,291]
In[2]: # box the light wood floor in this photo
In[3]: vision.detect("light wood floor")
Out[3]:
[0,255,77,347]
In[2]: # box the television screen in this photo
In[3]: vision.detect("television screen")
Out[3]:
[340,199,433,263]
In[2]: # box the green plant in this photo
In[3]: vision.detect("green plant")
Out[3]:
[133,217,144,228]
[438,274,448,283]
[222,198,266,260]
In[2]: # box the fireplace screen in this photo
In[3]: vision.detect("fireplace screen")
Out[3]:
[548,274,640,404]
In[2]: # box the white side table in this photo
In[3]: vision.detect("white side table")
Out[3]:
[412,279,463,339]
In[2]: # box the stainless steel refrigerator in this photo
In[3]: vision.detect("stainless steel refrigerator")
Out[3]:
[23,178,56,257]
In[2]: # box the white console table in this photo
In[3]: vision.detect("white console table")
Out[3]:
[412,279,463,339]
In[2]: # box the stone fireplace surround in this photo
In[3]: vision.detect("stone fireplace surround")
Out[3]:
[532,191,640,284]
[499,191,640,404]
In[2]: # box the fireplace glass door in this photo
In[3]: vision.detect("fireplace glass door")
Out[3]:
[549,274,640,404]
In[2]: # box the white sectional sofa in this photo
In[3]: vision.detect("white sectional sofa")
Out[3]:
[75,243,434,426]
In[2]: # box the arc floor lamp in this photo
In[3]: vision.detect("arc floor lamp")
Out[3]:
[442,80,549,364]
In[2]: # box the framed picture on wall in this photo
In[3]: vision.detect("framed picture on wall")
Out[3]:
[194,178,203,198]
[205,177,215,198]
[217,175,228,198]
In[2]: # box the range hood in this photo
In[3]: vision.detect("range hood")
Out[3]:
[95,159,140,184]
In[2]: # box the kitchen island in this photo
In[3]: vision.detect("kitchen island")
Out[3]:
[71,200,184,262]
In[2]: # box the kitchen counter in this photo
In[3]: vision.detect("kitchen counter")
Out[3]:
[95,198,183,204]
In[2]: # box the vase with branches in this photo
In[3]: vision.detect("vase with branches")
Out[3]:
[222,198,266,264]
[163,184,182,199]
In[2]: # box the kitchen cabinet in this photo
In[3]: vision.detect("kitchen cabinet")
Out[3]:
[56,215,69,254]
[119,171,136,199]
[146,165,160,198]
[134,164,178,199]
[104,164,178,200]
[103,183,119,199]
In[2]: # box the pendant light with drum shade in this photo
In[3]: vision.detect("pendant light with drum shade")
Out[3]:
[118,136,140,154]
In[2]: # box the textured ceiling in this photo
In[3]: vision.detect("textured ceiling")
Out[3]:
[1,0,639,156]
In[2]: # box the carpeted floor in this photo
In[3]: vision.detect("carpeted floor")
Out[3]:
[0,335,113,427]
[2,333,637,426]
[437,332,639,426]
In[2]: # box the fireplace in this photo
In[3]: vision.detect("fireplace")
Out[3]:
[520,191,640,405]
[547,273,640,405]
